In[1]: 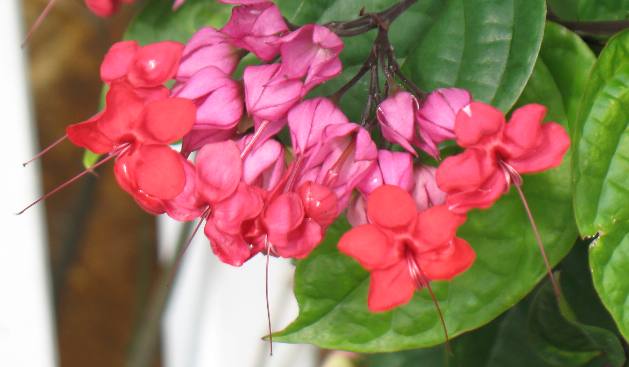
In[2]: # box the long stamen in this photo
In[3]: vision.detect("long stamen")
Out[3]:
[323,139,356,186]
[240,120,270,160]
[166,208,211,287]
[17,150,118,215]
[406,254,451,353]
[264,236,274,356]
[513,182,562,300]
[22,134,67,167]
[22,0,58,47]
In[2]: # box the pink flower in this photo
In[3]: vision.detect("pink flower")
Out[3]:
[237,135,285,190]
[177,27,241,79]
[377,92,418,155]
[436,102,570,212]
[416,88,472,158]
[412,165,446,211]
[278,24,344,92]
[221,2,288,61]
[243,63,304,122]
[173,66,244,155]
[348,150,414,226]
[339,185,475,311]
[288,97,349,157]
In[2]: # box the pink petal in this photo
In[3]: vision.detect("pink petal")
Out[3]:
[177,27,240,78]
[270,218,323,259]
[501,104,545,158]
[377,92,417,154]
[100,40,138,82]
[414,205,466,249]
[138,97,196,144]
[417,87,471,144]
[212,182,264,234]
[195,141,242,202]
[128,41,184,88]
[165,159,207,221]
[417,237,476,281]
[412,165,446,211]
[367,185,417,230]
[263,192,305,234]
[244,64,304,122]
[204,220,254,266]
[505,122,570,174]
[297,181,339,227]
[288,97,348,156]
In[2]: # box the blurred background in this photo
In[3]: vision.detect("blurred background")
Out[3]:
[2,1,318,366]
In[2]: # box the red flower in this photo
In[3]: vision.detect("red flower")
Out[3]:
[338,185,475,312]
[436,102,570,213]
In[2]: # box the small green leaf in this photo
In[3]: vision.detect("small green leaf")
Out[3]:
[82,150,101,169]
[548,0,629,21]
[402,0,546,111]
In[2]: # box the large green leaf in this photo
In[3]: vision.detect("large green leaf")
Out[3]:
[573,30,629,340]
[401,0,546,112]
[273,18,583,353]
[367,244,625,367]
[548,0,629,21]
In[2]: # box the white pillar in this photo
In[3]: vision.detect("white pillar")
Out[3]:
[0,1,58,366]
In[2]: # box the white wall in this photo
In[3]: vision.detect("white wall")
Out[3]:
[0,1,58,366]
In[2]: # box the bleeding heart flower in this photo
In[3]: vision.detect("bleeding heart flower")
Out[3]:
[377,92,419,155]
[416,88,472,158]
[237,135,285,190]
[243,63,304,122]
[177,27,242,79]
[338,185,475,311]
[412,165,446,211]
[221,2,288,61]
[173,66,244,155]
[436,102,570,213]
[278,24,344,92]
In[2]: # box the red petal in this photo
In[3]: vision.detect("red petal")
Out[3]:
[445,168,508,213]
[264,192,305,234]
[100,41,138,82]
[212,182,264,234]
[338,224,400,271]
[270,219,323,259]
[366,185,417,229]
[297,181,339,227]
[128,41,184,88]
[501,104,545,158]
[418,237,476,281]
[138,97,196,144]
[66,114,115,154]
[132,145,187,199]
[204,220,253,267]
[195,140,242,203]
[368,261,416,312]
[454,102,504,147]
[436,148,497,193]
[164,159,207,221]
[505,122,570,174]
[414,205,466,249]
[97,81,146,142]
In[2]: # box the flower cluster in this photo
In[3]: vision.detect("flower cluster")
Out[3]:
[30,0,571,314]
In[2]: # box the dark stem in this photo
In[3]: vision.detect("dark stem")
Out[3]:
[326,0,419,37]
[126,212,207,367]
[547,11,629,37]
[513,183,562,301]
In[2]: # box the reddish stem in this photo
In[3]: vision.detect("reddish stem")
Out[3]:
[513,183,562,301]
[264,236,274,356]
[23,0,57,47]
[22,134,67,167]
[17,149,119,215]
[167,208,210,287]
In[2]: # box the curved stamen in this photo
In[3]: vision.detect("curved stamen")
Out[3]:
[406,253,451,352]
[22,134,67,167]
[22,0,58,47]
[500,161,561,301]
[240,120,270,160]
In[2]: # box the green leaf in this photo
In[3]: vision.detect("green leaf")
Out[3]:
[573,30,629,340]
[401,0,546,112]
[274,20,583,352]
[528,278,626,367]
[548,0,629,21]
[83,0,231,168]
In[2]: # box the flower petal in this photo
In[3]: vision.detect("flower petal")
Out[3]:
[204,220,253,266]
[66,113,115,154]
[338,224,399,271]
[501,103,545,158]
[138,97,196,144]
[100,41,138,82]
[505,122,570,174]
[195,140,242,202]
[414,205,466,249]
[128,41,184,88]
[454,102,504,147]
[264,192,305,234]
[368,261,416,312]
[418,237,476,281]
[367,185,417,229]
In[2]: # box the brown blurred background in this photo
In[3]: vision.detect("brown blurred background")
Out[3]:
[22,1,161,366]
